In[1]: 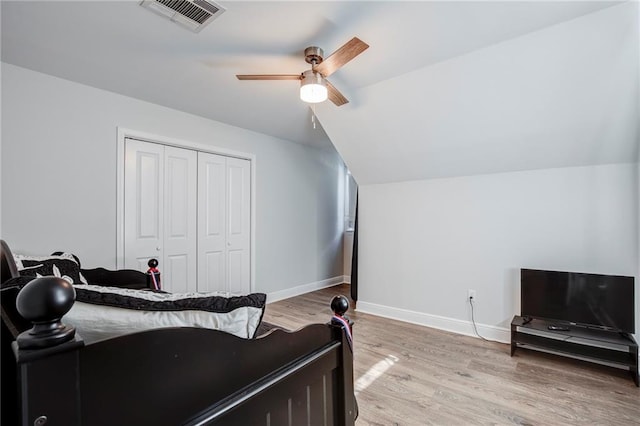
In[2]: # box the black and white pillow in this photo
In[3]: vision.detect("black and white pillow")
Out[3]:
[14,253,88,285]
[65,285,266,343]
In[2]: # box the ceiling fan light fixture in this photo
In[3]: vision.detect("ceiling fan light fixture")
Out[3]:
[300,70,328,104]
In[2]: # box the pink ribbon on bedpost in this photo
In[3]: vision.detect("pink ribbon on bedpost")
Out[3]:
[146,258,161,291]
[147,267,160,290]
[331,314,353,350]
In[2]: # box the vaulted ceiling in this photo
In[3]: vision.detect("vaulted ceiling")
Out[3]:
[2,1,637,184]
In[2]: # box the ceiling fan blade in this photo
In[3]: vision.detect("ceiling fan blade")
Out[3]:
[314,37,369,78]
[326,80,349,106]
[236,74,301,80]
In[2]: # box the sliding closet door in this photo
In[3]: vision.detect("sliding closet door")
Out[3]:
[163,147,197,293]
[197,153,251,294]
[124,138,251,294]
[124,139,164,271]
[226,157,251,294]
[124,139,197,292]
[197,152,227,293]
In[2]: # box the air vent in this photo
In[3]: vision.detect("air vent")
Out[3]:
[140,0,226,33]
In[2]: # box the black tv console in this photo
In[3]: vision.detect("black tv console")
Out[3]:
[511,316,638,386]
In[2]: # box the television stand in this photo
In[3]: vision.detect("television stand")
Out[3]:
[511,316,639,387]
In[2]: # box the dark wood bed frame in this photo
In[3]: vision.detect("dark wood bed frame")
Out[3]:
[1,240,357,425]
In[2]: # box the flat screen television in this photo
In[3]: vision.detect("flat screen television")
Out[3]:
[520,269,635,334]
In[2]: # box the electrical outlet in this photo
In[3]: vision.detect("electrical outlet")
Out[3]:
[467,289,476,301]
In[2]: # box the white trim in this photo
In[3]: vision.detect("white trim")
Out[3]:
[116,127,257,292]
[355,301,510,343]
[250,157,256,299]
[116,127,126,269]
[342,275,351,284]
[266,277,345,304]
[118,127,256,161]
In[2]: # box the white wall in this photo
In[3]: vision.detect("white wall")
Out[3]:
[357,163,638,341]
[1,63,344,294]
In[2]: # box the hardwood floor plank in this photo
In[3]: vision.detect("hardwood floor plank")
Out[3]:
[263,284,640,425]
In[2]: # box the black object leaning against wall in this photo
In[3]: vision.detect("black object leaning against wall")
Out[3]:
[350,194,359,303]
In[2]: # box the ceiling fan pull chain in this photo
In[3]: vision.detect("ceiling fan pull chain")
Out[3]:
[312,105,316,129]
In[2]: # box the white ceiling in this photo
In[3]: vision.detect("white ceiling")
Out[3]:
[2,1,637,183]
[317,1,639,183]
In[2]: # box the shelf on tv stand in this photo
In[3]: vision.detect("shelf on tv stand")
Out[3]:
[510,316,638,387]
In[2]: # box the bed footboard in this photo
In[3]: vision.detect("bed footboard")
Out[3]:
[185,324,356,425]
[5,277,356,426]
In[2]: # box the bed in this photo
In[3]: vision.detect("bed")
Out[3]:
[0,240,357,425]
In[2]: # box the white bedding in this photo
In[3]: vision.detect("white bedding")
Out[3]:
[65,285,266,343]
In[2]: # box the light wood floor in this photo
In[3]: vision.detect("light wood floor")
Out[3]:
[263,284,640,426]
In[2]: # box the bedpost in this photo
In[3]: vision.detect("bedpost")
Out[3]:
[12,277,84,426]
[146,258,161,290]
[330,295,357,425]
[15,277,76,349]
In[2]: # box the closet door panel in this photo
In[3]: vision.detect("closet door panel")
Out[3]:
[198,152,227,293]
[138,157,160,239]
[124,139,164,271]
[226,157,251,294]
[227,250,245,293]
[166,255,189,293]
[164,147,197,292]
[203,251,225,293]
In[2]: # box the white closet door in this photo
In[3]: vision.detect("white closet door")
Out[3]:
[163,146,197,293]
[124,140,251,294]
[124,139,165,271]
[226,157,251,294]
[197,152,227,293]
[124,140,197,293]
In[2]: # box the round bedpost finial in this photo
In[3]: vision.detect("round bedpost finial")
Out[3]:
[146,258,161,290]
[15,276,76,349]
[330,295,353,350]
[331,295,349,317]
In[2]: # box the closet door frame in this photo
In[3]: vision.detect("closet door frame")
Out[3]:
[115,127,256,293]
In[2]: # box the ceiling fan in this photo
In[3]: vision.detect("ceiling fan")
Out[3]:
[236,37,369,106]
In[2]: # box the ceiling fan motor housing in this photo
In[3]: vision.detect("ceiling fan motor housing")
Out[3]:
[304,46,324,65]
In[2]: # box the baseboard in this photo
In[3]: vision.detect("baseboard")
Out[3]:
[342,275,351,284]
[355,301,510,343]
[266,276,346,304]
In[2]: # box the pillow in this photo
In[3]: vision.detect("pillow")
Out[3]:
[14,253,88,285]
[64,285,266,343]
